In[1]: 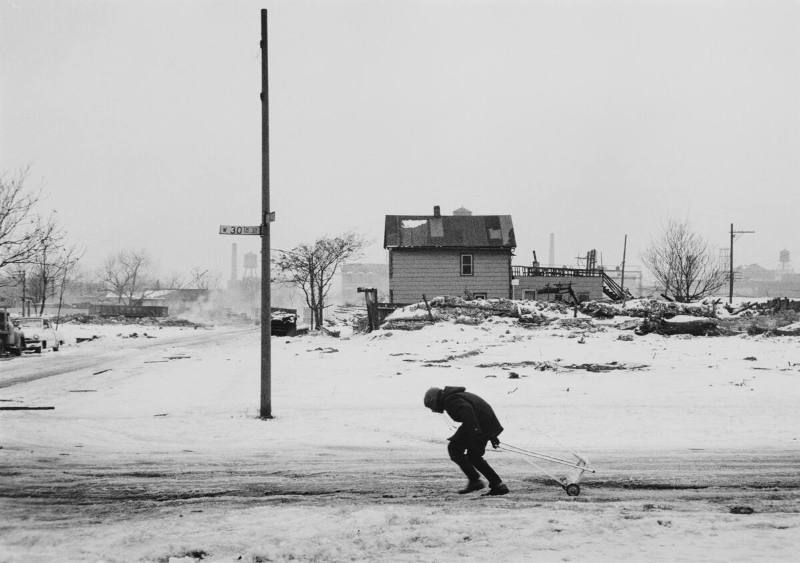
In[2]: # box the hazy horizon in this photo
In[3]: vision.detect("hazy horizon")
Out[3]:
[3,0,798,284]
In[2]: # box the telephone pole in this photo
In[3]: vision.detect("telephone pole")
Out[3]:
[260,9,272,419]
[729,223,754,304]
[620,234,628,296]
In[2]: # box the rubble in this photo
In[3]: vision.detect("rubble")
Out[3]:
[579,299,717,320]
[59,314,208,329]
[373,295,800,337]
[637,315,721,336]
[562,361,648,372]
[382,296,578,330]
[774,322,800,336]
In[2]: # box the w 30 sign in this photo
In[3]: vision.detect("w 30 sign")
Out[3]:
[219,225,262,236]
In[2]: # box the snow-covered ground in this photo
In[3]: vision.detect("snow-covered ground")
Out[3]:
[1,315,799,562]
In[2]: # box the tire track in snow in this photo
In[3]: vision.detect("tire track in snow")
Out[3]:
[0,326,255,389]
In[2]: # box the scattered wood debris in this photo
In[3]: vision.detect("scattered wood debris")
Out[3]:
[477,359,647,373]
[76,335,101,344]
[308,347,339,354]
[730,506,755,514]
[563,362,648,372]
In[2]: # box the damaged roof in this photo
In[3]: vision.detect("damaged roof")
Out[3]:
[384,214,516,249]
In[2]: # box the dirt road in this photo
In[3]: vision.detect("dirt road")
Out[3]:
[0,325,254,389]
[3,447,799,521]
[2,446,799,560]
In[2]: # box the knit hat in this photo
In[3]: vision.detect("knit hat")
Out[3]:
[423,387,443,412]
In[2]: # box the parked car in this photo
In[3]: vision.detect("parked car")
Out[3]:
[14,317,65,352]
[0,310,25,356]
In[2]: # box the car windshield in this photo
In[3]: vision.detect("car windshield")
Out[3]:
[17,318,45,328]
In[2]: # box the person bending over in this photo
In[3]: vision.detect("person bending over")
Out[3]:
[424,386,509,495]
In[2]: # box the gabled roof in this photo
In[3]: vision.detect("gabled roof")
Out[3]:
[384,214,515,249]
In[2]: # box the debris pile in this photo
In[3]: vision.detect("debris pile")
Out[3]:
[373,295,800,337]
[382,296,576,330]
[637,315,721,336]
[58,314,207,329]
[719,301,800,336]
[579,299,717,320]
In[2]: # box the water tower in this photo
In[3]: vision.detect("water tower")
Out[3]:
[243,252,258,279]
[779,249,791,274]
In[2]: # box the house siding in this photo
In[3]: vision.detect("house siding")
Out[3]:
[389,248,511,304]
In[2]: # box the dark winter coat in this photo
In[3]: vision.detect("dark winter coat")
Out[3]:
[438,386,504,441]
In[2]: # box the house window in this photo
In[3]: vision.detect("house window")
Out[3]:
[472,292,487,300]
[577,292,590,303]
[460,254,473,276]
[523,290,537,301]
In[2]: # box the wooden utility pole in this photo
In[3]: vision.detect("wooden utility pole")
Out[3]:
[729,224,734,304]
[260,9,272,419]
[20,270,26,316]
[729,223,755,304]
[215,12,274,417]
[620,234,628,296]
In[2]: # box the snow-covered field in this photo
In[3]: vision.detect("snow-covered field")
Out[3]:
[1,314,799,562]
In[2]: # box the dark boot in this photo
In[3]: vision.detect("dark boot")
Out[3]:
[469,454,502,487]
[458,479,486,494]
[487,482,509,496]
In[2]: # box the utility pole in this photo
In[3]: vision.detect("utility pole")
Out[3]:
[215,10,274,417]
[620,234,628,297]
[20,270,26,316]
[729,223,755,304]
[260,9,272,419]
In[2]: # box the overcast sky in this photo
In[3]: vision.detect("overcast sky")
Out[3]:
[2,0,798,282]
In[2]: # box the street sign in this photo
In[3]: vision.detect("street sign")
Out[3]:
[219,225,262,235]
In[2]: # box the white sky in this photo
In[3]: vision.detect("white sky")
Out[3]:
[2,0,798,281]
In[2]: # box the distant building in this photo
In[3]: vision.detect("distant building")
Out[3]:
[139,288,208,314]
[511,250,631,303]
[384,206,516,304]
[734,263,800,298]
[511,265,605,302]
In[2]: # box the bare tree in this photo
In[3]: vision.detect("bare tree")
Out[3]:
[643,220,726,302]
[28,243,83,316]
[0,168,56,274]
[189,267,220,290]
[156,272,186,290]
[21,214,84,316]
[274,233,365,330]
[99,249,152,304]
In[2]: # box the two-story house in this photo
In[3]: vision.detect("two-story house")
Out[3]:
[384,206,516,305]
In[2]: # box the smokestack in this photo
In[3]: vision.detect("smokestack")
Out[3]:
[548,233,555,266]
[231,243,238,282]
[433,205,441,217]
